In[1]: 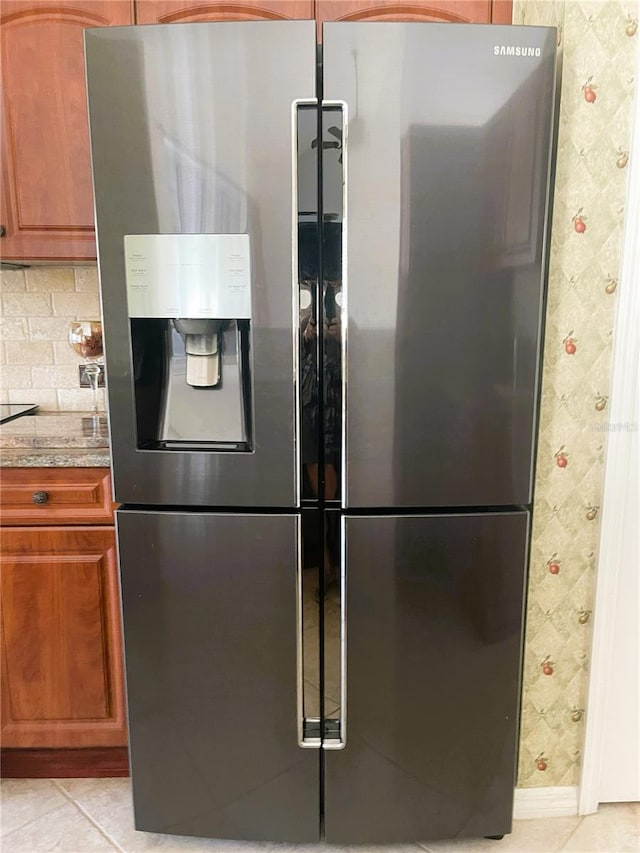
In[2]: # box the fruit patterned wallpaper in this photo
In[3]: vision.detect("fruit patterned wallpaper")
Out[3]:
[513,0,637,787]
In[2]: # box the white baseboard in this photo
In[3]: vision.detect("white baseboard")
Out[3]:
[513,786,579,820]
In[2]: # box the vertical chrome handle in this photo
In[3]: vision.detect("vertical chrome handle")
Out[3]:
[325,99,348,510]
[292,100,302,508]
[294,99,323,750]
[323,515,347,750]
[292,97,320,508]
[296,514,321,749]
[295,513,305,745]
[320,100,347,749]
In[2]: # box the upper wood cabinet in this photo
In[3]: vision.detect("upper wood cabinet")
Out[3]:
[315,0,511,32]
[0,1,133,261]
[317,0,490,24]
[136,0,313,24]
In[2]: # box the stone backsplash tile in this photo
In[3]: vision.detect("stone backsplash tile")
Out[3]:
[2,292,52,317]
[0,366,31,390]
[25,268,75,292]
[31,365,81,389]
[0,267,102,411]
[28,317,77,342]
[53,341,83,364]
[5,341,54,366]
[74,267,99,292]
[0,318,28,340]
[52,291,100,317]
[0,271,26,292]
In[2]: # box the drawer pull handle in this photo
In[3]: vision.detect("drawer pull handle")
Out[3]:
[32,491,49,504]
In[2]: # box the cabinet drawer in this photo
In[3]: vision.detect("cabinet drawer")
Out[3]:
[0,468,114,525]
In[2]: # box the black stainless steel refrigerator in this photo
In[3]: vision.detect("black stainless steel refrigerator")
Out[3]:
[85,20,557,845]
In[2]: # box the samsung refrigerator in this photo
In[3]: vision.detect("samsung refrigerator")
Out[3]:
[85,20,557,845]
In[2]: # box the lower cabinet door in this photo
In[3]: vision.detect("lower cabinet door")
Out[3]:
[116,509,319,842]
[324,512,529,844]
[0,526,127,748]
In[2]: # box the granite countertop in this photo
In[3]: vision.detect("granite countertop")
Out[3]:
[0,413,111,468]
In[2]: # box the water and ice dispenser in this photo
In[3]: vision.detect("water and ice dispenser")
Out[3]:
[124,234,253,451]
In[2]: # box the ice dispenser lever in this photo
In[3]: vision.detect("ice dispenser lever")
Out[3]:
[173,319,222,388]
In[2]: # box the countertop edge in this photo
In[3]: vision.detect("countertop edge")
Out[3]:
[0,449,112,468]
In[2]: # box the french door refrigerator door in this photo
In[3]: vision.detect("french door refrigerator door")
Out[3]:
[323,23,557,509]
[324,511,529,843]
[117,510,319,842]
[85,22,316,508]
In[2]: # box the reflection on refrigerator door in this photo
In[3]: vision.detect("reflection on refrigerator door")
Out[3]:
[323,509,343,745]
[298,104,344,505]
[300,509,343,743]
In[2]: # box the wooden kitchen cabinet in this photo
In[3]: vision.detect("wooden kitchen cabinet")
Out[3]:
[1,527,126,749]
[0,1,134,261]
[315,0,511,31]
[135,0,313,24]
[143,0,510,29]
[1,0,511,263]
[0,468,128,777]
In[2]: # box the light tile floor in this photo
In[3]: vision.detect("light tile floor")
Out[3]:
[1,779,638,853]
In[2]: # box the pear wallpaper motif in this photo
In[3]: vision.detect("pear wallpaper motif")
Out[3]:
[513,0,637,787]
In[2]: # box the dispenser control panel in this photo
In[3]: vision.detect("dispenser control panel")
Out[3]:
[124,234,251,319]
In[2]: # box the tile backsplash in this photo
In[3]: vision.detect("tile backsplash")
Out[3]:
[0,267,105,411]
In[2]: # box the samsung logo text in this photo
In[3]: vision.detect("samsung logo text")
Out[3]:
[494,45,541,57]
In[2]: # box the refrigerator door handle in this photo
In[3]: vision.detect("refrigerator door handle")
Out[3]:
[292,97,319,506]
[326,98,349,510]
[296,514,321,749]
[323,514,347,750]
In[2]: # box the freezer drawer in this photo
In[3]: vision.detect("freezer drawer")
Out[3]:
[117,510,319,842]
[323,23,557,508]
[324,511,529,843]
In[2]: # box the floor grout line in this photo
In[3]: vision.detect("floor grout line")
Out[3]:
[51,779,127,853]
[556,812,585,852]
[0,797,70,843]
